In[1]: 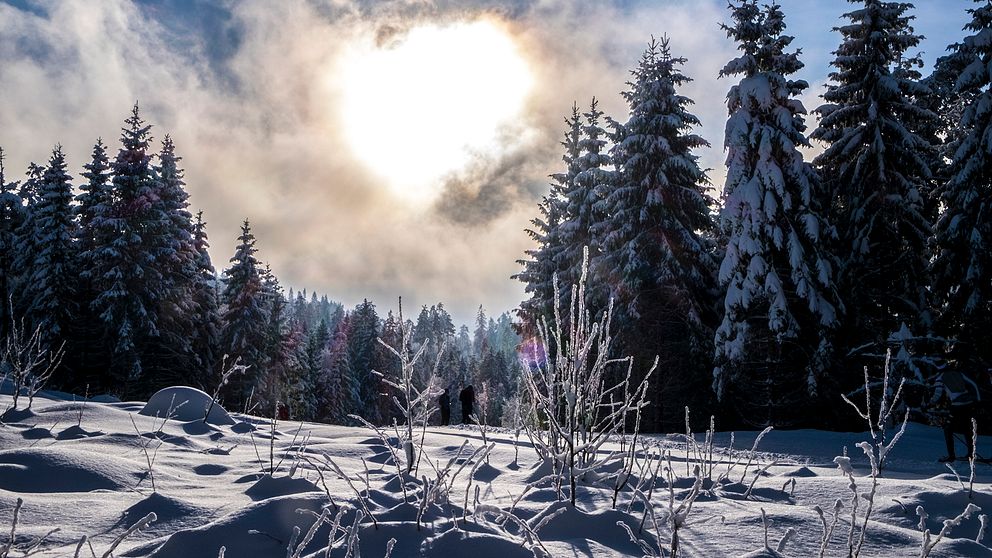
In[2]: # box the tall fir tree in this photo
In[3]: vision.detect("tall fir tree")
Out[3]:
[318,318,359,424]
[190,211,221,388]
[810,0,937,388]
[220,219,269,411]
[22,146,78,361]
[713,1,840,427]
[146,135,200,389]
[347,299,381,423]
[595,37,719,430]
[88,105,173,394]
[559,98,612,310]
[932,0,992,370]
[10,163,44,319]
[74,139,113,384]
[513,109,580,333]
[0,149,25,339]
[75,140,111,265]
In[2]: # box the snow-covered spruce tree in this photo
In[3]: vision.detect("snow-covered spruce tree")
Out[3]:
[318,318,360,424]
[190,211,221,389]
[219,219,269,411]
[22,145,78,360]
[522,248,653,506]
[348,299,382,424]
[290,314,326,421]
[713,1,840,427]
[559,98,612,315]
[932,0,992,369]
[376,309,405,423]
[10,163,43,320]
[810,1,936,390]
[594,36,719,430]
[143,135,202,390]
[88,105,175,395]
[513,110,578,334]
[0,149,25,340]
[259,268,299,416]
[73,139,113,385]
[75,140,111,268]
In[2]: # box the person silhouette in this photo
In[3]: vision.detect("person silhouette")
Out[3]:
[459,384,475,424]
[439,388,451,426]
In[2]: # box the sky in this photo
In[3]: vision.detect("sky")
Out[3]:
[0,0,974,326]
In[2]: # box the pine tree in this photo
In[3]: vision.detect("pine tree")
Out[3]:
[559,98,612,308]
[932,0,992,369]
[258,266,288,411]
[513,109,580,332]
[811,1,936,385]
[22,145,78,351]
[294,317,328,420]
[347,299,381,423]
[714,1,840,427]
[319,318,358,424]
[76,140,111,276]
[88,105,174,394]
[220,219,269,411]
[147,135,200,388]
[0,149,25,339]
[596,36,719,429]
[472,305,488,358]
[190,211,221,388]
[10,163,44,319]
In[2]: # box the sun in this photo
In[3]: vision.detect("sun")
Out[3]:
[337,19,534,204]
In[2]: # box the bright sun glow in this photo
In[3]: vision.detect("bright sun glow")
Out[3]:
[338,20,534,204]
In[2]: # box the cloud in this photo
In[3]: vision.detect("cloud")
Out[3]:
[0,0,971,325]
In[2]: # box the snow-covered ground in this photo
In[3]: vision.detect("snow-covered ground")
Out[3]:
[0,389,989,557]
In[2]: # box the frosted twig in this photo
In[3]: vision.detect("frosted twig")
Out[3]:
[814,499,843,558]
[101,512,156,558]
[205,355,247,423]
[0,497,21,558]
[968,418,978,500]
[918,503,982,557]
[323,455,377,529]
[737,426,773,484]
[777,527,795,553]
[744,460,777,500]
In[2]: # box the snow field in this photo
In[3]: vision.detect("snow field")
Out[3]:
[0,392,990,557]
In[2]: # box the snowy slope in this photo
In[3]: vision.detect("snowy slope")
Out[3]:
[0,391,989,557]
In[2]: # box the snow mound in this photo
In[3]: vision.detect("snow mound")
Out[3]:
[0,447,138,493]
[244,474,321,501]
[139,387,234,425]
[122,492,212,532]
[422,529,534,557]
[531,501,658,555]
[737,548,786,558]
[149,494,331,558]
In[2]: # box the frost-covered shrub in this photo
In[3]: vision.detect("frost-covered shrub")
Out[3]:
[521,247,653,506]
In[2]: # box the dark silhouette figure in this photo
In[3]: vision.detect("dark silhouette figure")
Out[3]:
[459,384,475,424]
[439,388,451,426]
[934,360,981,462]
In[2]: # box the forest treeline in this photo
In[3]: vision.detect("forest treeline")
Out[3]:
[515,0,992,430]
[0,105,523,425]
